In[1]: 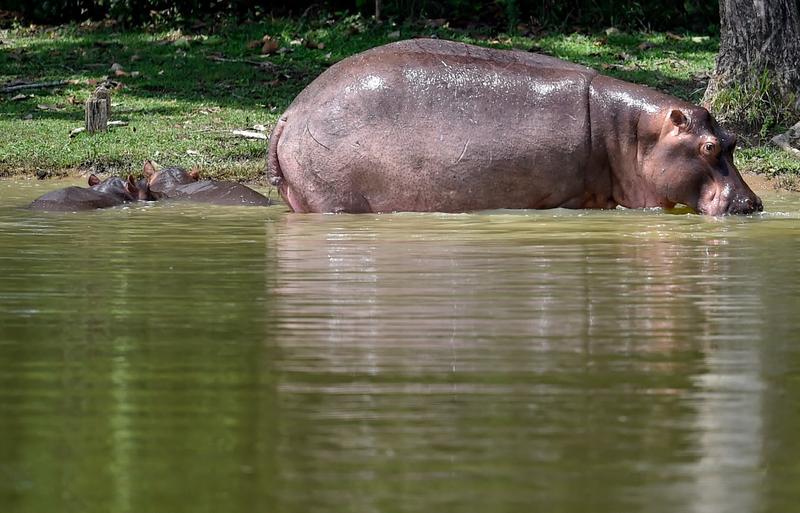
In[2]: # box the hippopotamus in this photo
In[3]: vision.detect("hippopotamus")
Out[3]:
[29,174,147,211]
[143,161,201,199]
[267,39,762,215]
[143,161,271,206]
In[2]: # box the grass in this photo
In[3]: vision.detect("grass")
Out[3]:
[1,14,798,184]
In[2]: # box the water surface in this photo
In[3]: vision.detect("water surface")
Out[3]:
[1,179,799,513]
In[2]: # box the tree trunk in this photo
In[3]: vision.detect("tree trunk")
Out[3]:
[85,86,111,134]
[375,0,382,21]
[704,0,800,134]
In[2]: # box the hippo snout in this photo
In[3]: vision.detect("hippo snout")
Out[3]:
[726,193,763,215]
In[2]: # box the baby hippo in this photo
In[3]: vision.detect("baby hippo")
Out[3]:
[143,161,271,206]
[29,174,147,211]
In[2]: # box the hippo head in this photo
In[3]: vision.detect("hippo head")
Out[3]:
[143,160,200,199]
[88,174,147,202]
[640,107,762,215]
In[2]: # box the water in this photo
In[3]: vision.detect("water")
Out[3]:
[1,178,800,513]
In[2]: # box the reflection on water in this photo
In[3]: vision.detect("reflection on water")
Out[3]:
[1,180,800,513]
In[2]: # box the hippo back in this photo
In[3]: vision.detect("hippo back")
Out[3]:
[29,186,122,211]
[169,180,271,206]
[277,39,598,212]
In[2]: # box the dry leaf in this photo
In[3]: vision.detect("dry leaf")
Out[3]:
[638,42,654,51]
[69,127,86,138]
[261,36,280,55]
[11,93,28,101]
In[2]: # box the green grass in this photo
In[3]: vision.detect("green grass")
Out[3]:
[0,14,797,183]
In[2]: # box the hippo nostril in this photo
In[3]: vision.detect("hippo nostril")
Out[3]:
[727,195,763,214]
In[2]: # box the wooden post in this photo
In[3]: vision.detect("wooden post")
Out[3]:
[85,86,111,134]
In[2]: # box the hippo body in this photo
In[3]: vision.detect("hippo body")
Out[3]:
[28,175,143,211]
[268,39,761,215]
[28,186,124,211]
[142,163,270,206]
[168,180,271,206]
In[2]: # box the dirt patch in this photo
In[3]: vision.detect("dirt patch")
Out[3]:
[742,172,794,194]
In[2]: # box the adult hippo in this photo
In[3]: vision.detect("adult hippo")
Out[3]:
[268,39,762,215]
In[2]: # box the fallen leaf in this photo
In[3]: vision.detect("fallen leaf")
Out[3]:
[37,103,63,111]
[666,32,683,41]
[130,71,140,77]
[107,121,129,127]
[114,69,129,77]
[11,93,28,101]
[67,95,82,105]
[109,62,123,72]
[261,36,280,55]
[23,113,33,120]
[252,124,267,131]
[69,127,86,138]
[638,42,654,51]
[186,150,201,156]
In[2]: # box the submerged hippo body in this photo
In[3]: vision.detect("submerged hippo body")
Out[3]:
[169,180,271,206]
[29,175,143,211]
[268,39,761,215]
[143,162,270,206]
[28,186,124,211]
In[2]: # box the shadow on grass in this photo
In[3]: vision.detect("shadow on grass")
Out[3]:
[0,20,397,114]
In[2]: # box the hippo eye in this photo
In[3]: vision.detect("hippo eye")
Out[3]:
[702,142,717,156]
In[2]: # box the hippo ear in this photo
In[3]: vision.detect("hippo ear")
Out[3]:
[669,109,689,133]
[143,160,156,178]
[189,167,200,181]
[125,175,139,195]
[88,174,100,186]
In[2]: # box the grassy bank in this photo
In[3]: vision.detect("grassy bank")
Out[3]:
[1,14,798,184]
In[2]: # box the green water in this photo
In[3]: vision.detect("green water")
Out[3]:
[2,179,800,513]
